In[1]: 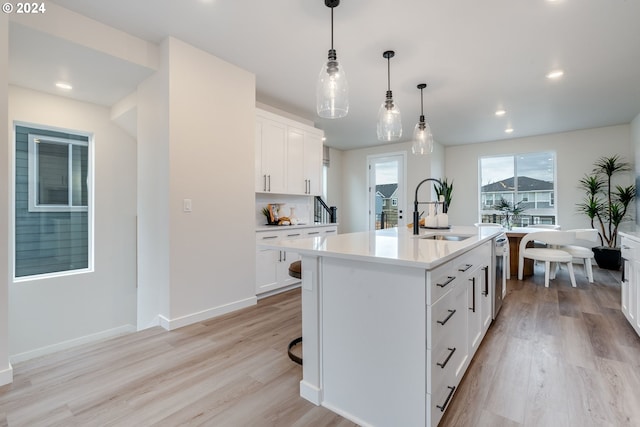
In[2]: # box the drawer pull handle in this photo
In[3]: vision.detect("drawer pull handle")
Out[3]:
[436,386,456,412]
[458,263,473,272]
[287,233,301,237]
[483,266,489,296]
[437,309,456,326]
[308,231,320,235]
[436,276,455,288]
[325,230,336,233]
[436,347,456,369]
[469,277,476,313]
[262,236,278,240]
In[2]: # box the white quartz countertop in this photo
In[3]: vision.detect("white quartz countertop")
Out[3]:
[261,225,502,270]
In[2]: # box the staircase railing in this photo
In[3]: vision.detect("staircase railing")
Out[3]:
[314,196,337,224]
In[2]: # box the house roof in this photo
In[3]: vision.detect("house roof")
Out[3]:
[375,184,398,199]
[481,176,553,193]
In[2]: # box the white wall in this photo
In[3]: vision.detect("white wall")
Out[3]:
[136,40,171,328]
[445,124,633,229]
[338,140,445,234]
[0,13,12,386]
[632,113,640,225]
[326,147,344,233]
[8,86,138,359]
[137,37,256,330]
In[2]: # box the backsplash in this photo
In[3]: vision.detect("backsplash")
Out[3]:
[255,194,315,227]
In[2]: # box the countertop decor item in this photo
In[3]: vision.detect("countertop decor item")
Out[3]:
[434,177,453,213]
[577,155,636,269]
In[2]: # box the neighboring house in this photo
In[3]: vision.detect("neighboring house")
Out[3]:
[480,176,556,225]
[375,183,398,227]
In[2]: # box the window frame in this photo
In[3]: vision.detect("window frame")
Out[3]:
[478,151,557,225]
[13,122,95,282]
[28,134,89,213]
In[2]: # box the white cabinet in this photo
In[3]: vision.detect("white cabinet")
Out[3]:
[256,225,337,296]
[255,116,287,193]
[255,109,324,196]
[621,236,640,335]
[426,240,492,427]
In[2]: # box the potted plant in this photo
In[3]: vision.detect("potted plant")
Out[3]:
[577,155,636,270]
[434,178,453,213]
[493,197,526,230]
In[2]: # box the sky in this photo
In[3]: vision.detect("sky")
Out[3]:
[480,152,554,185]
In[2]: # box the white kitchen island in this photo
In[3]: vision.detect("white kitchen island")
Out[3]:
[263,226,501,427]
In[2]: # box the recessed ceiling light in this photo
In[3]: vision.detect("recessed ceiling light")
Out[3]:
[495,109,506,117]
[505,128,514,134]
[55,82,73,90]
[546,70,564,79]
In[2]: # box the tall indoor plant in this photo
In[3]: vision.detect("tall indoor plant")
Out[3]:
[493,197,526,230]
[577,155,636,270]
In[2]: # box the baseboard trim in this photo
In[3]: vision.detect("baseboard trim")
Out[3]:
[0,364,13,386]
[10,324,136,364]
[300,380,322,405]
[158,296,257,331]
[322,400,374,427]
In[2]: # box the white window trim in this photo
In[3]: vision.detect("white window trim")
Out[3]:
[28,134,89,213]
[13,122,95,281]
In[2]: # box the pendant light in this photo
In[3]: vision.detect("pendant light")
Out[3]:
[316,0,348,119]
[411,83,434,155]
[377,50,402,141]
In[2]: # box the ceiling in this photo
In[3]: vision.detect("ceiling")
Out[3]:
[9,0,640,150]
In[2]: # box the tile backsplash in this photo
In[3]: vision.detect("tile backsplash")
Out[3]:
[255,194,314,227]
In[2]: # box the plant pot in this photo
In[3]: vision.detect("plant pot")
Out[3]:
[592,246,621,270]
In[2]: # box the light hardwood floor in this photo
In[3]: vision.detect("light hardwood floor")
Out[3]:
[1,264,638,426]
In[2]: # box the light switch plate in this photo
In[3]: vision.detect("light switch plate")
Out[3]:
[183,199,192,212]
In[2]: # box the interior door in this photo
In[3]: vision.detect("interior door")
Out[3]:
[368,153,406,230]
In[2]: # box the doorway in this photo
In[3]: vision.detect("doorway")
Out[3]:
[368,153,406,230]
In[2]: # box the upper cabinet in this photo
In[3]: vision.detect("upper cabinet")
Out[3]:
[255,109,324,196]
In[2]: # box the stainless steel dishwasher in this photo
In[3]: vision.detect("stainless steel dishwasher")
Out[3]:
[493,234,508,317]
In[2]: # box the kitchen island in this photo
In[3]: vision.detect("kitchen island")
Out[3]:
[262,226,501,426]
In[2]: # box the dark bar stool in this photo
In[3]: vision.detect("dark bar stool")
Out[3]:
[287,261,303,365]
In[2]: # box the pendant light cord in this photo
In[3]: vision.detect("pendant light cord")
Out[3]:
[387,56,391,92]
[330,6,334,50]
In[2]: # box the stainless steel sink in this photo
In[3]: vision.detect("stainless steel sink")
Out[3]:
[419,234,472,241]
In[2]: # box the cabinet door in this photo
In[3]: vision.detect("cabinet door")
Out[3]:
[287,127,306,194]
[480,265,492,333]
[622,254,631,319]
[256,247,280,294]
[259,118,287,193]
[278,250,302,287]
[467,269,482,355]
[304,132,324,196]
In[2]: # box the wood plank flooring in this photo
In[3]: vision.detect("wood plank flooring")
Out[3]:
[0,263,638,426]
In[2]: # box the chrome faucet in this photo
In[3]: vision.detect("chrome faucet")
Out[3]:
[413,178,442,235]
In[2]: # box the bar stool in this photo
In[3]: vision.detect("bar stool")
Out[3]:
[287,261,303,365]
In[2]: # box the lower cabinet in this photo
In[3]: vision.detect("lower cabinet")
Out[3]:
[621,236,640,336]
[427,240,492,427]
[256,225,337,295]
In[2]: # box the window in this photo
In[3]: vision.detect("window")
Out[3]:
[14,124,93,279]
[28,134,88,212]
[479,152,556,226]
[392,198,398,207]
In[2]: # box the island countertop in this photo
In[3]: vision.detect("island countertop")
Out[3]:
[260,225,502,270]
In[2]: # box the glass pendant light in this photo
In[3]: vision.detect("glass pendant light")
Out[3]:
[411,83,434,155]
[377,50,402,141]
[316,0,348,119]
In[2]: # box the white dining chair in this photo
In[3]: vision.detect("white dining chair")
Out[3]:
[560,229,599,283]
[518,231,577,287]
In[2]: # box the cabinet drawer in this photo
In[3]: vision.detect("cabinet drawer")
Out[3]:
[428,279,466,350]
[428,320,467,395]
[429,378,458,427]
